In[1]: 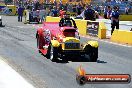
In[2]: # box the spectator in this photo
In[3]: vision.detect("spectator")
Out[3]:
[95,5,101,14]
[107,5,112,19]
[84,5,95,20]
[72,5,77,13]
[76,3,82,15]
[34,1,40,10]
[59,8,66,18]
[125,6,129,14]
[67,3,73,12]
[32,8,36,17]
[29,10,33,22]
[64,2,68,11]
[104,6,108,19]
[36,10,40,17]
[110,6,120,35]
[51,6,59,17]
[59,3,64,10]
[39,7,46,23]
[18,5,24,22]
[46,8,50,16]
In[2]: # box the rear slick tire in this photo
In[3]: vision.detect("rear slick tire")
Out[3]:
[37,36,39,49]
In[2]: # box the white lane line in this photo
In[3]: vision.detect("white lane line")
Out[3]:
[81,36,132,48]
[0,56,35,88]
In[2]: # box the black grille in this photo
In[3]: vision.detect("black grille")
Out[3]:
[65,43,80,49]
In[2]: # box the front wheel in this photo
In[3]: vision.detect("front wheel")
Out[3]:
[84,45,98,62]
[89,47,98,62]
[49,44,58,62]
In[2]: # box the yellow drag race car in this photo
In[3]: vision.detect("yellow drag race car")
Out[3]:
[36,22,99,62]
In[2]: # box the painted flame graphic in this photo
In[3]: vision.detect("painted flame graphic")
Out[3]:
[77,65,86,76]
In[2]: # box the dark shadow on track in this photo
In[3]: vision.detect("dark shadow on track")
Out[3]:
[0,25,5,27]
[69,58,89,62]
[58,57,92,63]
[54,57,92,63]
[40,52,101,63]
[40,53,69,64]
[97,60,107,63]
[54,59,69,64]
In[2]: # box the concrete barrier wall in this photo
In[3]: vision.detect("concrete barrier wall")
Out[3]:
[45,16,132,44]
[46,16,61,22]
[74,19,87,35]
[46,16,107,39]
[98,22,107,39]
[111,30,132,45]
[120,15,132,21]
[100,14,132,21]
[74,20,107,39]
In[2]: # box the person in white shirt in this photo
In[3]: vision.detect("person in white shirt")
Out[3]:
[39,7,46,23]
[125,6,129,15]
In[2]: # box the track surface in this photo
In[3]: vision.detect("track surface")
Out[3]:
[0,16,132,88]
